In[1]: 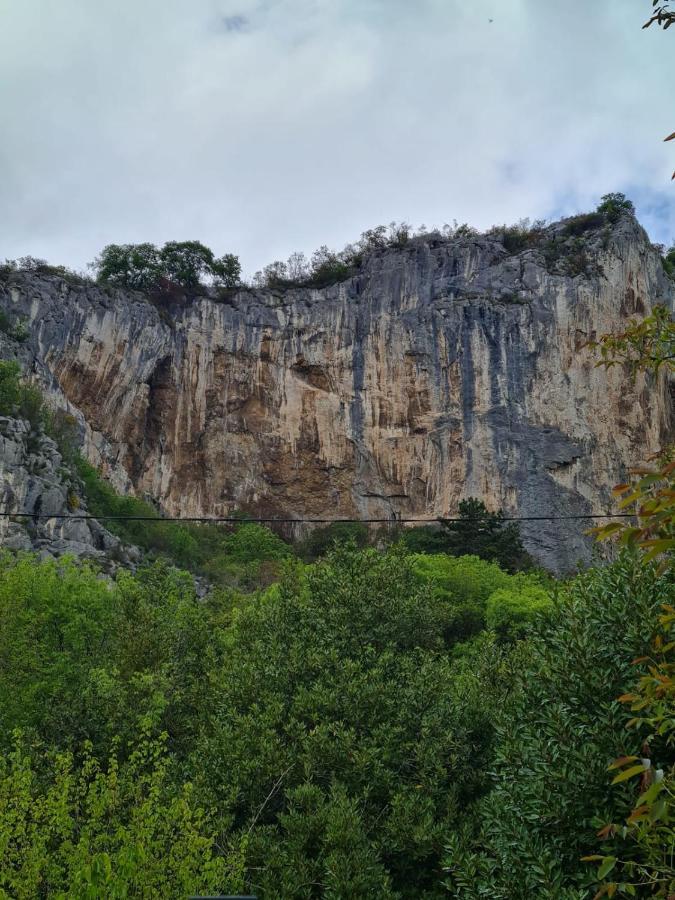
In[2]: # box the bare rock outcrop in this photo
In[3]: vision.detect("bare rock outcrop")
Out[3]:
[0,415,131,566]
[1,213,672,572]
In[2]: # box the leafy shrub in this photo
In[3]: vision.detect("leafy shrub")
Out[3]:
[493,220,546,255]
[0,553,222,755]
[663,245,675,278]
[584,305,675,897]
[587,602,675,897]
[45,409,79,465]
[9,318,28,342]
[0,730,235,898]
[305,245,353,287]
[597,192,635,224]
[501,226,530,253]
[0,553,117,747]
[400,524,449,554]
[0,360,46,428]
[0,310,28,342]
[453,223,478,238]
[410,553,544,643]
[202,522,293,588]
[300,521,370,560]
[563,211,606,237]
[0,255,91,285]
[485,584,554,641]
[543,234,600,278]
[75,456,293,587]
[443,555,670,899]
[562,241,592,277]
[562,194,633,240]
[0,360,21,414]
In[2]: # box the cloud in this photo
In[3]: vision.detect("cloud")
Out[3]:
[0,0,673,276]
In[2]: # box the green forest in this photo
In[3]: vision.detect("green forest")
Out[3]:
[0,543,669,900]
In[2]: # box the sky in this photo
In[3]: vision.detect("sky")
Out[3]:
[1,0,674,278]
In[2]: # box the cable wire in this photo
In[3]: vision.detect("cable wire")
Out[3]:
[0,512,637,523]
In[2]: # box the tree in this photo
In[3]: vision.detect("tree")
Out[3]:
[0,730,238,898]
[438,498,532,573]
[664,245,675,277]
[0,360,22,415]
[308,245,351,286]
[597,192,635,223]
[410,552,545,643]
[0,360,45,427]
[259,260,289,288]
[202,545,506,897]
[286,251,309,282]
[582,304,675,898]
[589,304,675,378]
[443,556,670,899]
[92,241,241,292]
[589,305,675,559]
[300,521,370,560]
[211,252,241,289]
[485,584,554,642]
[159,240,215,290]
[402,500,532,572]
[93,243,162,291]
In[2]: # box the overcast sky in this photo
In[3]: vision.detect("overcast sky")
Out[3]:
[1,0,673,277]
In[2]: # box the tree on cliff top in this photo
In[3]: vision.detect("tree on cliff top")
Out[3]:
[92,241,241,292]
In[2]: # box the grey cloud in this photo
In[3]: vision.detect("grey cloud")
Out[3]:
[0,0,673,277]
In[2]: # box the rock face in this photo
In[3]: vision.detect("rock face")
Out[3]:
[0,415,127,564]
[0,213,672,572]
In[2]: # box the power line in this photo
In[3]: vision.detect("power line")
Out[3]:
[0,511,637,523]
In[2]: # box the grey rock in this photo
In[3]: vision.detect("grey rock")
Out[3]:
[0,415,133,566]
[1,213,673,573]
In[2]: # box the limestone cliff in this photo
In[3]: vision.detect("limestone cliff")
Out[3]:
[1,213,672,571]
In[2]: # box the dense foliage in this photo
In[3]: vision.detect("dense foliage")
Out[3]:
[0,545,550,897]
[92,240,241,292]
[0,732,233,899]
[402,498,533,573]
[1,541,669,897]
[580,300,675,896]
[443,556,671,898]
[75,456,291,588]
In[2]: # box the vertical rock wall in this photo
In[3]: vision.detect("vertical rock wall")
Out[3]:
[1,214,672,571]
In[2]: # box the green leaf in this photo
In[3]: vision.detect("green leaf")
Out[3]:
[611,764,645,784]
[597,856,617,880]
